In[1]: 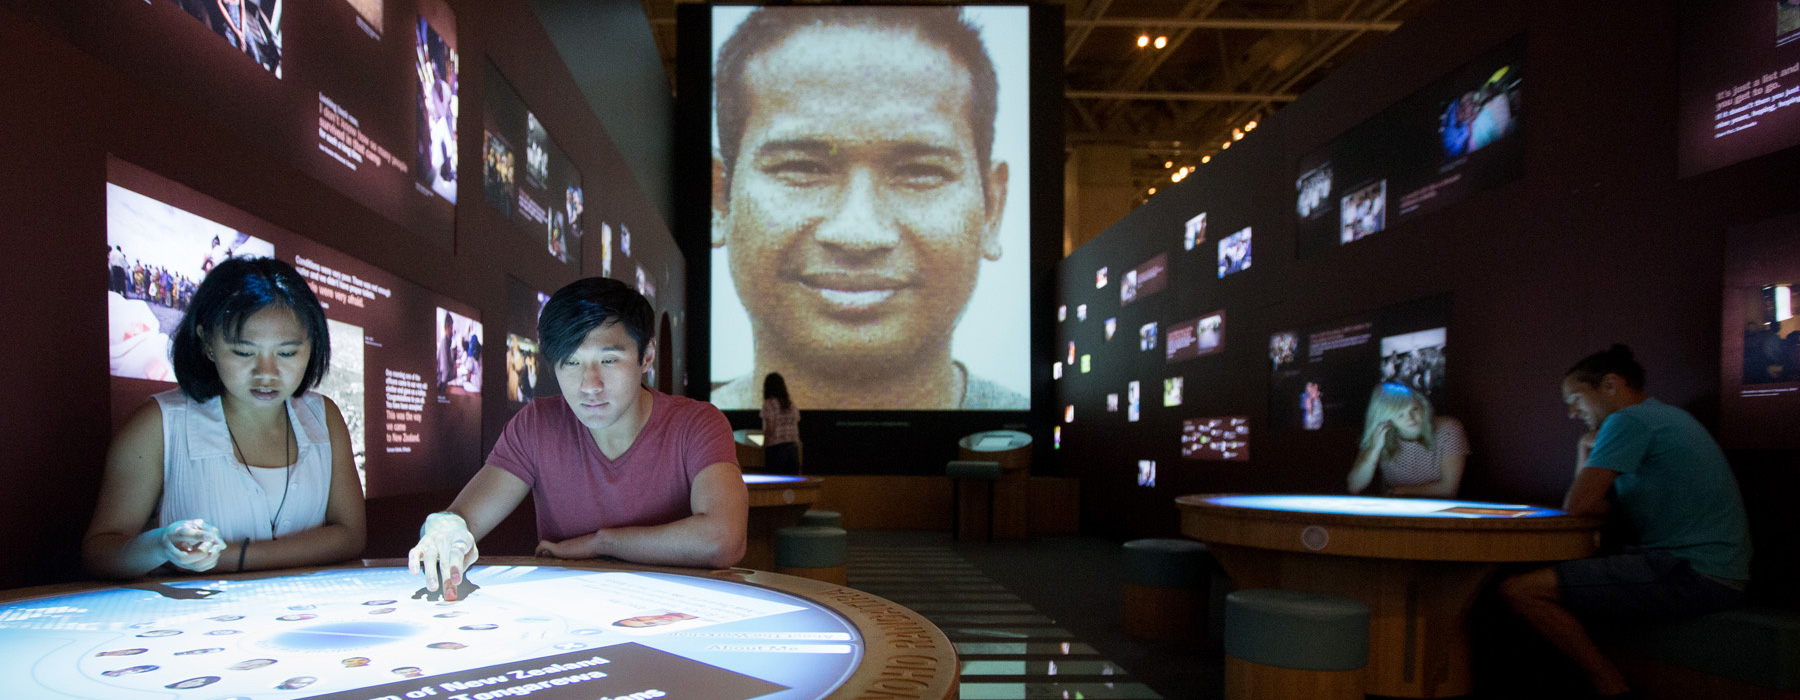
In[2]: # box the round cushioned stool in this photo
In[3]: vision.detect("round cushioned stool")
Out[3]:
[946,460,1003,541]
[800,510,842,529]
[1224,589,1369,700]
[775,526,847,585]
[1121,538,1212,642]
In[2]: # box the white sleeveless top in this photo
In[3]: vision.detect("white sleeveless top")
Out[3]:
[154,389,333,542]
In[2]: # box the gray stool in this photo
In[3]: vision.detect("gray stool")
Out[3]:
[800,509,842,529]
[946,460,1002,541]
[775,526,847,585]
[1225,589,1369,700]
[1121,538,1214,642]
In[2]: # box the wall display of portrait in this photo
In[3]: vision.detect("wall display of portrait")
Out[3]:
[484,63,585,266]
[1269,295,1451,435]
[1183,213,1207,251]
[1294,38,1523,257]
[1679,0,1800,177]
[105,158,481,498]
[1720,212,1800,449]
[63,0,462,246]
[706,5,1032,410]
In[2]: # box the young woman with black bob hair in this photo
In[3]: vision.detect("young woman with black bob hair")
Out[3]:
[84,257,365,578]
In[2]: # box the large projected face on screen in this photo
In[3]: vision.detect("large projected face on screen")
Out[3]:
[709,6,1030,411]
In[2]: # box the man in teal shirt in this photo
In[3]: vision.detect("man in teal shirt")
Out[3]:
[1500,345,1750,699]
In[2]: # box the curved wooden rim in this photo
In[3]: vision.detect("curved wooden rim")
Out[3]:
[1175,493,1604,531]
[0,557,958,700]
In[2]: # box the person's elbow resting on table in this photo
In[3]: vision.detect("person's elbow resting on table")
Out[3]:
[536,462,749,569]
[1385,453,1466,498]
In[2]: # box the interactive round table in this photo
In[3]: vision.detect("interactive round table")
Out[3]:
[0,557,955,700]
[742,475,824,572]
[1176,494,1602,699]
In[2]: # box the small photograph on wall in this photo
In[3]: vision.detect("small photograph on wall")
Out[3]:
[1137,460,1157,487]
[173,0,283,76]
[1339,180,1388,243]
[1139,322,1158,352]
[1270,331,1299,372]
[483,131,516,217]
[1107,393,1119,412]
[1127,380,1141,422]
[435,307,483,396]
[106,185,276,382]
[1184,213,1208,250]
[1096,267,1108,289]
[1218,227,1252,278]
[1105,318,1117,340]
[1741,284,1799,385]
[1380,327,1448,400]
[1163,377,1183,407]
[1295,164,1333,219]
[1302,381,1325,430]
[415,17,459,203]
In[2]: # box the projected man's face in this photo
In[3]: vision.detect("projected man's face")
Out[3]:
[715,24,1006,375]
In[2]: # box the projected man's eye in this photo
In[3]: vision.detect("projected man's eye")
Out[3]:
[762,158,833,185]
[891,162,956,190]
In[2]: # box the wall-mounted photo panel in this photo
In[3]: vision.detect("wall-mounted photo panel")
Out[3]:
[1218,227,1252,278]
[1679,0,1800,176]
[485,63,584,266]
[1166,311,1225,363]
[1120,254,1168,306]
[1720,212,1800,449]
[69,0,462,245]
[1270,295,1451,435]
[106,158,481,498]
[1184,213,1208,250]
[1182,416,1250,461]
[1136,460,1156,487]
[1294,38,1523,257]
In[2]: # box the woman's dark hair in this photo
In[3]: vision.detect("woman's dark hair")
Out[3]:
[171,257,331,402]
[539,277,653,366]
[1566,344,1645,390]
[763,372,791,410]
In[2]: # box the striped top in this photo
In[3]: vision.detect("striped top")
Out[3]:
[761,398,801,446]
[1380,416,1469,488]
[154,389,334,542]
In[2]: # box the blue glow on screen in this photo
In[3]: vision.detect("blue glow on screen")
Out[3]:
[742,474,809,484]
[1207,495,1564,518]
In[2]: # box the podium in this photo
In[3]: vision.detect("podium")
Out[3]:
[955,430,1032,540]
[733,428,765,471]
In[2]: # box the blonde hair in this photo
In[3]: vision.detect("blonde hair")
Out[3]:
[1360,382,1435,462]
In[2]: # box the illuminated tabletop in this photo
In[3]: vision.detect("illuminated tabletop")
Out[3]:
[1178,494,1601,698]
[0,557,955,700]
[741,475,825,571]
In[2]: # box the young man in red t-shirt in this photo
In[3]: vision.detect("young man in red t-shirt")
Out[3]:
[410,278,746,598]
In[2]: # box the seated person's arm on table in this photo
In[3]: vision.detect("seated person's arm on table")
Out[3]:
[411,464,532,597]
[537,462,749,569]
[234,397,366,572]
[84,400,185,579]
[1387,452,1466,498]
[1562,430,1623,516]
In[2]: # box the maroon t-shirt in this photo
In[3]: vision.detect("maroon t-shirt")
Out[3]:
[486,389,738,542]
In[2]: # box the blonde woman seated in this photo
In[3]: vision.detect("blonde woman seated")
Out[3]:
[1346,382,1469,497]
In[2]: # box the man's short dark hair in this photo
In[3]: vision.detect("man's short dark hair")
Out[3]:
[172,257,331,402]
[714,7,999,200]
[1567,343,1646,390]
[540,277,653,365]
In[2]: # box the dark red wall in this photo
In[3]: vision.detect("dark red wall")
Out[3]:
[1055,0,1799,597]
[0,1,682,589]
